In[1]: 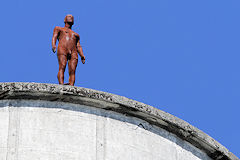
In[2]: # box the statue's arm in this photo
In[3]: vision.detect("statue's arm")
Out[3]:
[77,35,85,64]
[52,27,60,53]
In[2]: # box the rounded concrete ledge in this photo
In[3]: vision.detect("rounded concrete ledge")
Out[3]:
[0,82,238,160]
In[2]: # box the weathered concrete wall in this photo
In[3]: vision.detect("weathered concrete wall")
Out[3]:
[0,100,211,160]
[0,83,238,160]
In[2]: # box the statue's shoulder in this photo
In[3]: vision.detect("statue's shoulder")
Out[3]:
[76,32,80,38]
[71,30,80,38]
[54,26,63,31]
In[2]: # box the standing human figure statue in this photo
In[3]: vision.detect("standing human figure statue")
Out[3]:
[52,14,85,86]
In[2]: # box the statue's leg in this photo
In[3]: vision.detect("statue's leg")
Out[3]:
[68,57,78,86]
[57,54,67,85]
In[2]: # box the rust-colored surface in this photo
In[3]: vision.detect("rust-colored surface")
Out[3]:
[52,15,85,86]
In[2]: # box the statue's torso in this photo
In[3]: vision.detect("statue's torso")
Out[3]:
[57,27,79,54]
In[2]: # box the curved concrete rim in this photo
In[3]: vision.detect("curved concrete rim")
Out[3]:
[0,82,238,160]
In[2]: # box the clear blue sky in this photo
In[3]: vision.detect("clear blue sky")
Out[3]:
[0,0,239,157]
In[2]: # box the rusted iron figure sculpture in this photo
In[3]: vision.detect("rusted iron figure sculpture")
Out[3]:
[52,14,85,86]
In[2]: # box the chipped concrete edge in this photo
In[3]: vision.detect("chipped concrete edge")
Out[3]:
[0,82,238,160]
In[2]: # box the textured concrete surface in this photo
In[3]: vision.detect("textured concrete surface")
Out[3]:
[0,100,211,160]
[0,82,238,160]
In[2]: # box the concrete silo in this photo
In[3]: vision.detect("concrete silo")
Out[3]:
[0,82,238,160]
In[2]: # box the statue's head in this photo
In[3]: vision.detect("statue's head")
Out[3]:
[64,14,74,25]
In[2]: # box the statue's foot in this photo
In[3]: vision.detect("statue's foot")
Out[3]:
[64,83,70,85]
